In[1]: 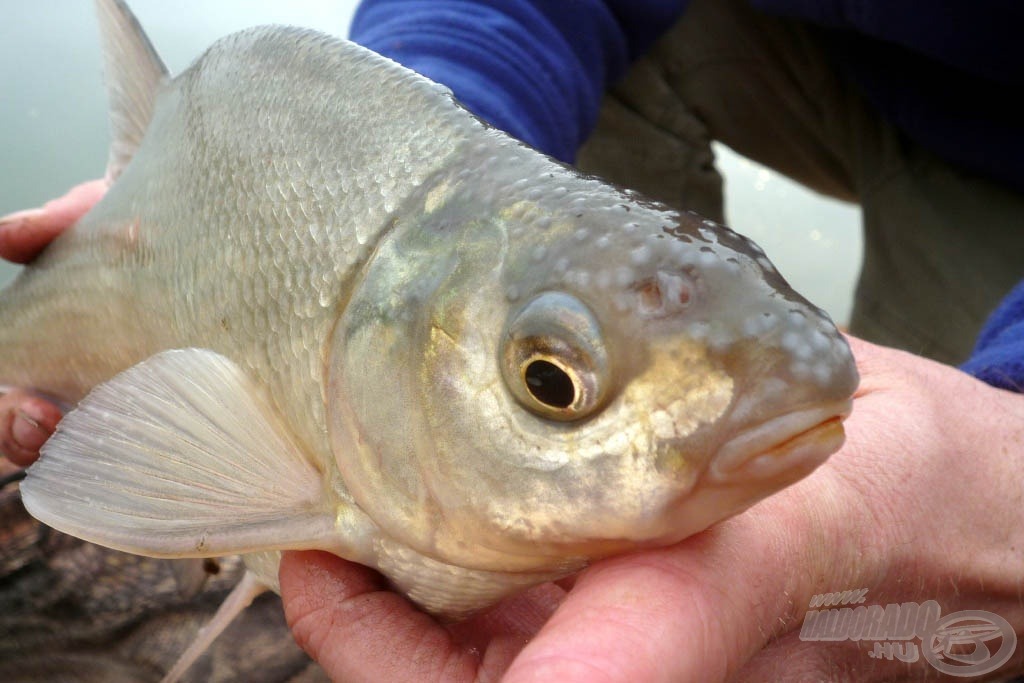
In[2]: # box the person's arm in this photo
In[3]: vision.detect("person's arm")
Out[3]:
[349,0,688,161]
[961,280,1024,391]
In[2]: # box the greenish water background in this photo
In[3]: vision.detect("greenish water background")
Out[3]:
[0,1,860,323]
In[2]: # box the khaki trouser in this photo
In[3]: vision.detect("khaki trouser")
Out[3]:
[578,0,1024,364]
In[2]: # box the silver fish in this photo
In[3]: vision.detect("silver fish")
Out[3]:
[1,0,857,677]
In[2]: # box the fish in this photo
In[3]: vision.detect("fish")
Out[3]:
[0,0,858,678]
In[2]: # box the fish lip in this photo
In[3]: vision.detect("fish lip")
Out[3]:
[708,399,853,482]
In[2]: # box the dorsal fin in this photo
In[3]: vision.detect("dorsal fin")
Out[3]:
[95,0,170,181]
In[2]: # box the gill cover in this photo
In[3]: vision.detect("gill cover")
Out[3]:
[327,190,519,569]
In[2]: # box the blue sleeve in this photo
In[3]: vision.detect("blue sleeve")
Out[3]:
[961,280,1024,393]
[349,0,688,162]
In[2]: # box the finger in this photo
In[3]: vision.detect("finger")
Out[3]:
[502,494,841,683]
[735,631,868,682]
[0,180,108,263]
[279,550,480,683]
[0,391,62,467]
[447,581,566,670]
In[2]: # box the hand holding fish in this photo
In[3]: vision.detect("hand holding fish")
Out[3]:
[279,338,1024,682]
[2,107,1021,683]
[2,182,1021,678]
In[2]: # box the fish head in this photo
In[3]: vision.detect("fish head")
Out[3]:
[328,147,857,574]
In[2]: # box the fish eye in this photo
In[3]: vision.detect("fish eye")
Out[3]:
[501,292,610,421]
[523,358,576,408]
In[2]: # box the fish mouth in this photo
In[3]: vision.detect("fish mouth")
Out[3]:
[708,400,853,482]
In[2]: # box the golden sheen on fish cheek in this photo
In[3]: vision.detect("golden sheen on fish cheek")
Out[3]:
[413,324,737,566]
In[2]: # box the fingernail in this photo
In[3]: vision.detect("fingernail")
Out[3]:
[0,208,42,229]
[12,408,52,451]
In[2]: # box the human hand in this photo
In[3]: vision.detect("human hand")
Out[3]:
[0,180,106,465]
[0,391,63,468]
[0,180,107,263]
[279,337,1024,682]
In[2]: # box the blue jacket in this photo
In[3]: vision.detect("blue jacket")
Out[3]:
[349,0,1024,391]
[963,282,1024,392]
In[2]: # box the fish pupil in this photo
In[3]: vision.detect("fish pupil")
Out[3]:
[524,360,576,409]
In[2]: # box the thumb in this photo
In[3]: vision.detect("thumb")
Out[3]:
[502,496,837,683]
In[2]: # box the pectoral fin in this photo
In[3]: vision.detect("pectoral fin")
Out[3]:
[21,348,340,558]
